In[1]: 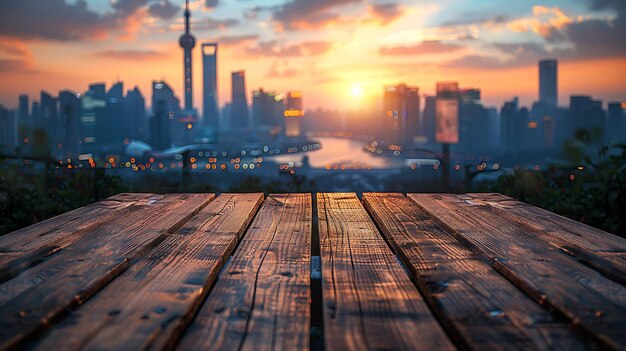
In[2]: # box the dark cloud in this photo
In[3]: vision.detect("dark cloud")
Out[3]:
[441,14,508,27]
[205,0,219,8]
[542,0,626,58]
[0,0,185,41]
[194,18,240,31]
[92,49,167,60]
[148,0,179,20]
[210,34,259,47]
[368,3,405,25]
[246,41,332,57]
[0,0,120,41]
[446,42,557,69]
[271,0,361,30]
[379,41,463,56]
[111,0,149,14]
[587,0,626,12]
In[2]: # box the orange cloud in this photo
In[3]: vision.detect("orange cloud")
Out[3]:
[379,40,463,56]
[507,6,573,37]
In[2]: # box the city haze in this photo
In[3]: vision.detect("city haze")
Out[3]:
[0,0,625,110]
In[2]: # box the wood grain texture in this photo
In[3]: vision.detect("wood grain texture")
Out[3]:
[28,193,263,351]
[318,193,454,351]
[178,194,312,351]
[363,193,590,351]
[0,193,155,283]
[465,193,626,285]
[0,193,213,350]
[409,193,626,350]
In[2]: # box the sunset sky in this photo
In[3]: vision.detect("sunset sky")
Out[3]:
[0,0,624,111]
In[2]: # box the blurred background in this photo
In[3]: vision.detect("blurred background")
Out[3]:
[0,0,624,237]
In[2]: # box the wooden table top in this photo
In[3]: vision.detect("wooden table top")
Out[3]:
[0,193,624,350]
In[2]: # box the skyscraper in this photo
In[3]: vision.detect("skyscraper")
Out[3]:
[31,101,39,127]
[124,87,146,140]
[150,80,179,150]
[179,0,196,112]
[539,59,557,109]
[40,91,59,144]
[202,43,219,131]
[458,88,489,153]
[422,95,436,143]
[0,105,16,148]
[607,102,624,145]
[104,82,126,144]
[567,95,605,141]
[18,94,29,128]
[284,91,303,138]
[59,90,81,156]
[383,84,419,146]
[501,97,526,154]
[18,94,29,140]
[230,71,249,130]
[252,88,282,130]
[86,83,107,145]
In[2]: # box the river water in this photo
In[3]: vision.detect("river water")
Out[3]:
[270,137,405,169]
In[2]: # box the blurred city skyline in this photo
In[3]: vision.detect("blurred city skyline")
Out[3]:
[0,0,625,110]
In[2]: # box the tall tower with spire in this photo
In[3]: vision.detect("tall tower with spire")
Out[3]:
[179,0,195,111]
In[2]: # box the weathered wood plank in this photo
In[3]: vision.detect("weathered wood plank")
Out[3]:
[178,194,311,351]
[29,193,263,351]
[409,193,626,350]
[363,193,590,351]
[466,193,626,285]
[0,193,213,350]
[318,193,454,351]
[0,193,156,283]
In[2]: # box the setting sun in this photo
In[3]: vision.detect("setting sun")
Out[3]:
[350,85,364,98]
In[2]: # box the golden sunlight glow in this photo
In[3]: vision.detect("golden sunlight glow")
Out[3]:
[350,85,364,98]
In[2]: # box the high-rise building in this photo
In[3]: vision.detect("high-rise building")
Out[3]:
[40,91,59,144]
[202,43,219,132]
[81,83,106,145]
[18,94,29,128]
[500,97,525,154]
[230,71,249,130]
[179,0,196,112]
[124,87,146,140]
[607,102,625,145]
[252,88,282,130]
[567,95,606,141]
[31,101,40,128]
[59,90,81,156]
[458,88,489,153]
[103,82,126,144]
[0,105,16,148]
[284,91,303,138]
[150,80,179,150]
[383,84,420,147]
[539,59,557,109]
[460,88,480,104]
[422,95,436,143]
[18,94,29,141]
[486,107,500,151]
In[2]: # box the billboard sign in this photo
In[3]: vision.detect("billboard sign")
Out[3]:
[435,82,459,144]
